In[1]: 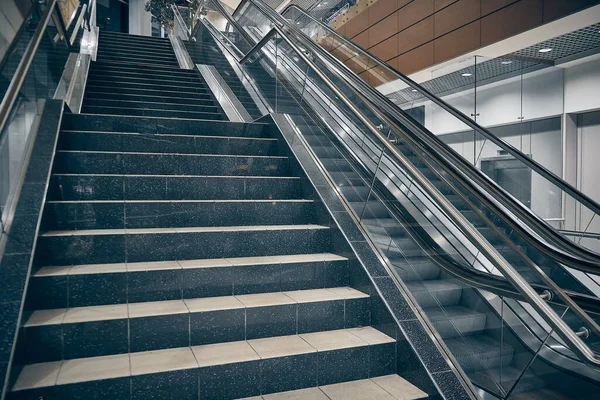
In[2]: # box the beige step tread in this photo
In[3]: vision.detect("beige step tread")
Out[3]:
[41,224,328,237]
[35,253,347,276]
[24,287,368,327]
[13,327,394,392]
[240,375,428,399]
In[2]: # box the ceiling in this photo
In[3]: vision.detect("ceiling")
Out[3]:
[387,22,600,106]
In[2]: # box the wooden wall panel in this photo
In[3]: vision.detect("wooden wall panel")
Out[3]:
[434,0,480,36]
[434,20,481,63]
[481,0,542,46]
[334,0,600,76]
[481,0,520,15]
[370,11,398,45]
[395,42,434,74]
[397,17,434,56]
[354,30,370,49]
[371,35,399,61]
[368,0,398,25]
[398,0,434,32]
[344,12,370,38]
[435,0,459,11]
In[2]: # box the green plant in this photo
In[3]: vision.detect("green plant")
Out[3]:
[145,0,202,28]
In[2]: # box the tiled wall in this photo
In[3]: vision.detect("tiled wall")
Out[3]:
[332,0,600,77]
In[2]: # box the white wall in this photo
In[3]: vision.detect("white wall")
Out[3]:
[565,58,600,114]
[423,67,565,136]
[577,111,600,251]
[129,0,152,36]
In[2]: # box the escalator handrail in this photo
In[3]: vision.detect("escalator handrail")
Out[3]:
[202,0,600,369]
[281,3,600,219]
[278,3,600,266]
[0,0,66,141]
[269,2,600,269]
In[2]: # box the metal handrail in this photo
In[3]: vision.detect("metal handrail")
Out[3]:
[282,3,600,217]
[270,1,600,270]
[0,0,63,141]
[279,3,600,265]
[205,0,600,370]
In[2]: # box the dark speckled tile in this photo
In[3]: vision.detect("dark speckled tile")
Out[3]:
[373,276,417,322]
[322,260,349,288]
[198,360,262,400]
[190,309,245,345]
[63,319,128,359]
[129,314,189,352]
[127,269,182,303]
[25,276,68,310]
[297,301,344,334]
[317,346,369,386]
[37,234,126,266]
[0,254,31,303]
[245,304,297,339]
[233,264,280,295]
[22,324,63,363]
[53,377,131,400]
[345,297,371,328]
[261,353,318,394]
[125,233,181,263]
[280,262,321,291]
[132,369,198,400]
[401,319,451,374]
[69,273,127,307]
[370,342,396,377]
[49,175,124,201]
[431,370,470,400]
[182,266,233,298]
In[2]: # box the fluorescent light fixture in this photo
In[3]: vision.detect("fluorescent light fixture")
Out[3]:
[501,61,513,65]
[411,89,418,92]
[539,48,552,53]
[461,73,472,77]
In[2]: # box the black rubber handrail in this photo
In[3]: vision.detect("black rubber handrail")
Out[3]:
[278,4,600,263]
[268,2,600,269]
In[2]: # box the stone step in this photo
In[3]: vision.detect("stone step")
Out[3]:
[11,327,396,400]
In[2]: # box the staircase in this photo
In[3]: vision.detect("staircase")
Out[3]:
[9,31,427,400]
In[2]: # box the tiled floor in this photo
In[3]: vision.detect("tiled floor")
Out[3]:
[240,375,428,399]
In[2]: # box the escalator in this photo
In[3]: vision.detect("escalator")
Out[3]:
[178,1,600,398]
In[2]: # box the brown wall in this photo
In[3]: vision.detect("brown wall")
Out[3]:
[333,0,599,79]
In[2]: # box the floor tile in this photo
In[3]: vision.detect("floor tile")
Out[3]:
[130,347,198,375]
[327,287,369,299]
[128,300,188,318]
[193,340,260,367]
[300,329,366,351]
[12,361,62,390]
[236,292,295,308]
[63,304,128,323]
[283,289,341,303]
[178,258,231,268]
[248,335,316,359]
[57,353,130,384]
[261,387,328,399]
[347,327,395,345]
[184,296,243,312]
[126,260,180,271]
[321,379,395,399]
[69,263,127,275]
[371,375,428,399]
[24,309,67,327]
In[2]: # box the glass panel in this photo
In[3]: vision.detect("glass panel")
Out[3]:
[0,5,70,228]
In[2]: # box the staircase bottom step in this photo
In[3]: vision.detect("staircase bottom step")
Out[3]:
[11,327,396,400]
[240,375,428,399]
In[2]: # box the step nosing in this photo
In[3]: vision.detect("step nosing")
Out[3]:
[57,150,287,159]
[40,224,329,237]
[52,173,299,179]
[26,287,367,325]
[60,130,277,141]
[12,327,391,391]
[35,253,347,277]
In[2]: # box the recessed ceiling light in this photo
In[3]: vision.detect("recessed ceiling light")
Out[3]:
[501,61,512,65]
[539,48,552,53]
[411,89,417,92]
[462,73,472,77]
